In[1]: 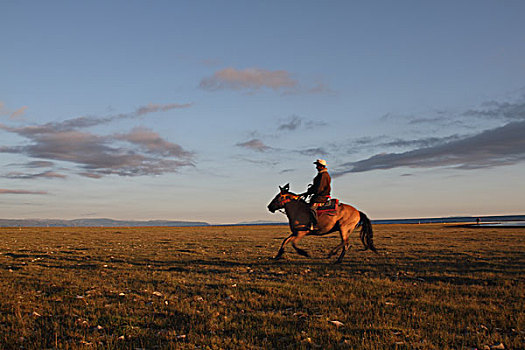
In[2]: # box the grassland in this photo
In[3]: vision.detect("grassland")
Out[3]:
[0,224,523,349]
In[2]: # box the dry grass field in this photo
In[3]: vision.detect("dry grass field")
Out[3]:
[0,224,523,349]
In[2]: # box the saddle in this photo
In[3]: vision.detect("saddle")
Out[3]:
[316,198,339,215]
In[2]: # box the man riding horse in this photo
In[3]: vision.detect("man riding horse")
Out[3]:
[267,160,377,262]
[300,159,331,230]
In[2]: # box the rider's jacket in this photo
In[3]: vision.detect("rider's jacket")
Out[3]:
[306,169,331,203]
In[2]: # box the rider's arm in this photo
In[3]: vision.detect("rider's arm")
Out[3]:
[306,174,321,195]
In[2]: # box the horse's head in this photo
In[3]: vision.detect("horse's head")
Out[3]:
[267,183,300,213]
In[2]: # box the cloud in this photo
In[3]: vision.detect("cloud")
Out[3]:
[0,102,28,120]
[298,147,329,157]
[277,115,328,132]
[135,103,193,116]
[351,135,462,151]
[307,82,334,94]
[25,161,55,168]
[333,120,525,176]
[3,171,67,179]
[278,116,302,131]
[19,102,193,133]
[10,106,28,119]
[0,129,194,177]
[236,139,272,152]
[384,97,525,129]
[115,127,194,158]
[0,104,195,178]
[463,100,525,121]
[0,189,48,195]
[200,67,298,92]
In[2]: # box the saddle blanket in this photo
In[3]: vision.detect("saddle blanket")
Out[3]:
[317,198,339,214]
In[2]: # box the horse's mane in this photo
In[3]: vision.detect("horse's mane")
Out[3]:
[285,191,309,206]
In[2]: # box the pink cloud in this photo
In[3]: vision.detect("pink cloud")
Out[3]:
[200,67,298,92]
[135,103,193,116]
[10,106,28,119]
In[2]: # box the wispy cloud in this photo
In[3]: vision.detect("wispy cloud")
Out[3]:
[277,115,328,132]
[278,116,302,131]
[3,171,66,179]
[0,104,195,178]
[297,147,329,157]
[333,120,525,176]
[0,189,48,195]
[236,139,272,152]
[135,103,193,116]
[25,161,55,168]
[348,135,463,152]
[0,102,28,120]
[10,106,28,120]
[200,67,298,93]
[20,102,191,133]
[463,99,525,121]
[382,97,525,128]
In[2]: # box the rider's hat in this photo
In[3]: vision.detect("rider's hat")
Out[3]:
[314,159,327,167]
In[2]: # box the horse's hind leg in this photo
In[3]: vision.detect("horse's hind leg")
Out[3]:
[335,240,350,264]
[327,242,344,258]
[274,234,294,259]
[328,227,347,259]
[335,226,355,264]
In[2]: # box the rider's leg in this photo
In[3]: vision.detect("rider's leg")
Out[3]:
[309,202,320,228]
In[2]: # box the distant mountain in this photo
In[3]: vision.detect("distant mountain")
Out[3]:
[0,218,209,227]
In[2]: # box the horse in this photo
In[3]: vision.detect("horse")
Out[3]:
[267,183,377,263]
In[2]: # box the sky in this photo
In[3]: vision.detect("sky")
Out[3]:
[1,1,524,224]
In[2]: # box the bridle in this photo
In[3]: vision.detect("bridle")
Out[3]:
[274,192,300,210]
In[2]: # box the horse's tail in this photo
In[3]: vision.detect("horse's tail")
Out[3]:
[359,211,377,252]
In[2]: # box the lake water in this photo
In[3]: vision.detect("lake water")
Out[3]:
[373,215,525,225]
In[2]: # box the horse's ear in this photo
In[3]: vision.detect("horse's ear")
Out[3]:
[279,183,290,193]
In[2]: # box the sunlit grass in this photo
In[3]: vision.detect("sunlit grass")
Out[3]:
[0,224,523,349]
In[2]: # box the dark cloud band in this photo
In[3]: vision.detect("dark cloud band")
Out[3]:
[334,120,525,176]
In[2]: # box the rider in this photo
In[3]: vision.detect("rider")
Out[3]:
[301,159,331,229]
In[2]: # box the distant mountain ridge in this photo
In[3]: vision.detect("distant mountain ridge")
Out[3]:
[0,218,209,227]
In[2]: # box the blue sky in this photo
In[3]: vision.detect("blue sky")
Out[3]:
[1,1,524,224]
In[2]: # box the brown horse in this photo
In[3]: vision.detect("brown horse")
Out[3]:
[267,184,376,263]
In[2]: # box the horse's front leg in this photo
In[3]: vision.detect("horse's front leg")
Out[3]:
[274,233,295,260]
[292,230,310,257]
